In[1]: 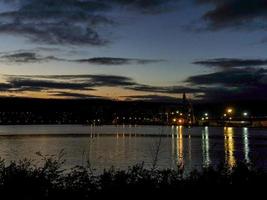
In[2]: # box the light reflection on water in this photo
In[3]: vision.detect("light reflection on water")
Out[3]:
[224,127,236,168]
[0,125,266,171]
[243,127,250,163]
[202,127,210,167]
[177,126,183,167]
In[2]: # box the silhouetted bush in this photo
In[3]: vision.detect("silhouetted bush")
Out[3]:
[0,155,265,199]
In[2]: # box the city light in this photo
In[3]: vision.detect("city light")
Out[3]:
[173,118,177,122]
[243,112,248,117]
[227,108,233,114]
[204,113,208,117]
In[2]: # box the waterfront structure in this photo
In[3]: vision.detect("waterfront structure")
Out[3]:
[170,93,196,125]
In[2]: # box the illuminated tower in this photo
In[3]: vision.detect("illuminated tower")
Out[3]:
[182,92,187,104]
[181,93,195,125]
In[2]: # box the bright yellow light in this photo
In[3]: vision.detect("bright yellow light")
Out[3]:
[227,108,233,114]
[173,118,177,122]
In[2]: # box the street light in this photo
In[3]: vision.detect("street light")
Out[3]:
[204,113,208,117]
[226,108,233,125]
[243,112,248,117]
[227,108,233,114]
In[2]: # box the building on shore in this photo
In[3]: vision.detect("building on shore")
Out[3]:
[169,93,196,126]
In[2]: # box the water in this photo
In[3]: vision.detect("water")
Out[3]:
[0,125,266,172]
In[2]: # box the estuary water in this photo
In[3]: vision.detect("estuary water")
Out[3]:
[0,125,266,172]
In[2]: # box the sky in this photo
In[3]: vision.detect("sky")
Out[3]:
[0,0,267,102]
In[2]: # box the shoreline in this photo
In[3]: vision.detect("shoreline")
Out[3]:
[0,123,266,129]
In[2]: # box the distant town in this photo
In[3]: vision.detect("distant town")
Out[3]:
[0,94,266,127]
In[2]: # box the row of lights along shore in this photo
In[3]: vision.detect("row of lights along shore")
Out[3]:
[201,108,249,121]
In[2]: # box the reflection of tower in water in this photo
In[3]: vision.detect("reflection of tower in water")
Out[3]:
[202,127,210,166]
[171,126,176,167]
[224,127,236,168]
[171,126,184,168]
[177,126,184,166]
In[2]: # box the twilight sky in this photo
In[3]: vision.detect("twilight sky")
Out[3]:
[0,0,267,102]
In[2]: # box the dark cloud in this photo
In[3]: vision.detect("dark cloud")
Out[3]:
[0,21,108,46]
[0,0,178,45]
[49,91,103,99]
[195,85,267,102]
[104,0,178,13]
[185,67,267,101]
[0,0,112,45]
[86,75,136,87]
[190,55,267,101]
[0,83,12,90]
[0,73,203,101]
[31,74,201,95]
[33,74,137,87]
[3,65,267,102]
[123,94,179,102]
[193,58,267,69]
[3,74,137,92]
[186,68,267,87]
[127,84,202,94]
[76,57,165,65]
[0,52,63,63]
[198,0,267,30]
[4,69,267,102]
[8,78,95,92]
[0,51,164,65]
[3,67,266,102]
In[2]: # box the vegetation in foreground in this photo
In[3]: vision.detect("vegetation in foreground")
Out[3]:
[0,153,265,199]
